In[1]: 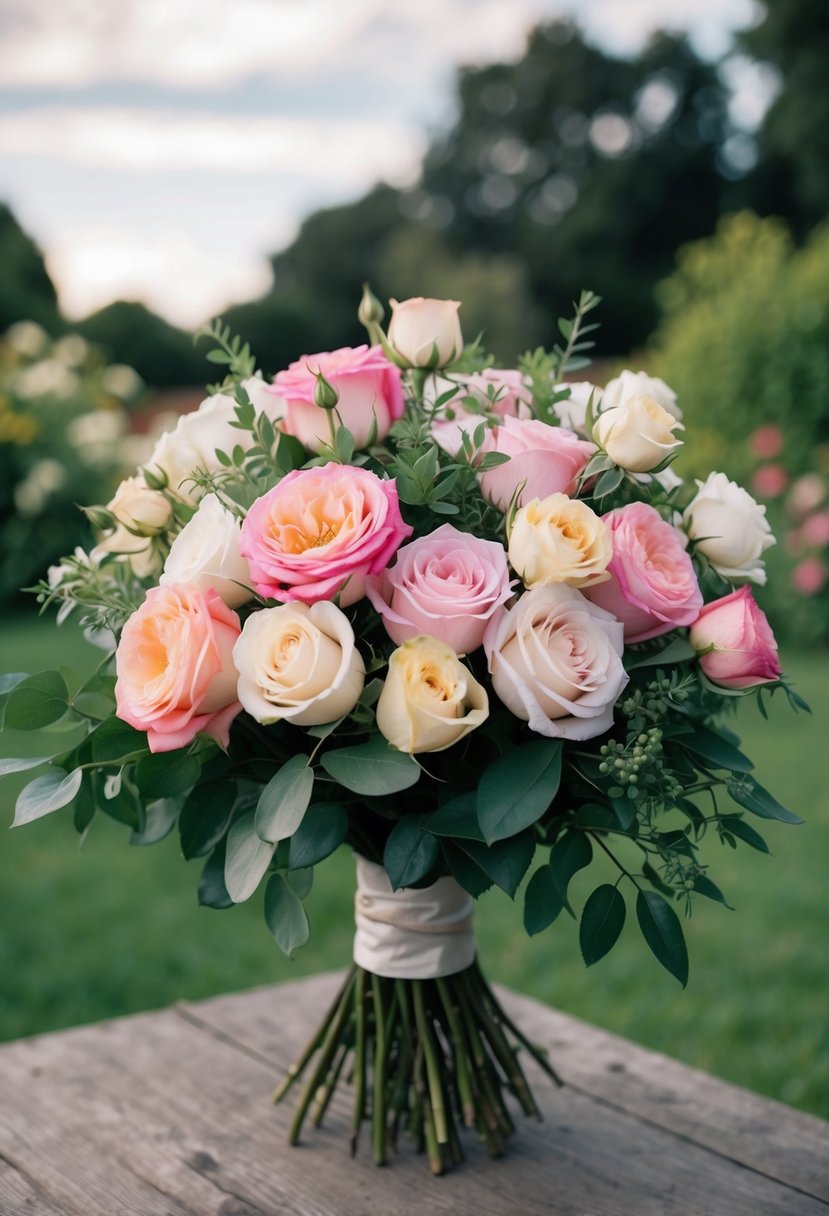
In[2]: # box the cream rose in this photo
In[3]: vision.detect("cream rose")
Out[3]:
[509,494,611,589]
[683,471,775,584]
[376,635,488,754]
[388,297,463,368]
[601,370,682,421]
[484,585,628,741]
[594,393,683,473]
[108,475,171,536]
[233,601,365,726]
[552,381,597,435]
[161,494,252,608]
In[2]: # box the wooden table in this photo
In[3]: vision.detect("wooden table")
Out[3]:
[1,972,827,1215]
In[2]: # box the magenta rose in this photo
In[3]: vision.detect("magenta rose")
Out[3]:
[239,463,412,605]
[271,345,404,451]
[365,523,513,655]
[585,502,703,642]
[115,583,242,753]
[690,586,781,688]
[477,417,596,511]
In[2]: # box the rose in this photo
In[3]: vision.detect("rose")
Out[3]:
[108,475,171,536]
[683,472,775,585]
[376,635,488,753]
[690,585,781,688]
[601,369,681,420]
[365,523,513,654]
[478,418,596,511]
[272,345,404,451]
[115,583,241,753]
[239,463,412,605]
[585,502,703,642]
[594,393,683,474]
[508,494,611,589]
[552,381,597,435]
[484,585,628,741]
[387,297,463,368]
[430,369,532,456]
[160,493,252,608]
[233,601,365,725]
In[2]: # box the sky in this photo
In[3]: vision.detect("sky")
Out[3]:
[0,0,766,329]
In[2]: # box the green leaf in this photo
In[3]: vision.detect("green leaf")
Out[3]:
[575,803,618,831]
[0,754,56,778]
[580,884,626,965]
[693,874,734,910]
[451,831,535,898]
[135,750,201,800]
[550,830,593,913]
[4,670,69,730]
[224,811,275,903]
[728,779,804,824]
[288,801,348,870]
[627,637,698,669]
[255,754,314,843]
[384,815,440,890]
[264,873,310,958]
[721,815,770,853]
[198,840,234,909]
[285,867,314,900]
[178,779,236,859]
[523,865,564,936]
[442,841,494,898]
[321,737,420,796]
[593,467,625,498]
[636,889,689,986]
[90,717,149,764]
[426,793,485,841]
[477,740,562,844]
[13,767,83,826]
[131,799,179,846]
[681,726,753,773]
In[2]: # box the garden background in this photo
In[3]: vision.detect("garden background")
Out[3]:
[1,0,827,1119]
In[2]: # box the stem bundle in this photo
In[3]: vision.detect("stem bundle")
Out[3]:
[275,959,562,1174]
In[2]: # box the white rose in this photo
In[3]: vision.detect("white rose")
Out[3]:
[160,494,252,607]
[244,373,286,422]
[376,635,488,754]
[108,475,171,536]
[594,393,683,473]
[601,369,681,421]
[388,297,463,368]
[484,585,628,741]
[552,381,597,435]
[233,601,365,726]
[509,495,611,589]
[684,472,775,584]
[92,528,160,580]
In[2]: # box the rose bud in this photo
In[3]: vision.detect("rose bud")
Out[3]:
[691,586,782,689]
[376,635,488,754]
[387,297,463,369]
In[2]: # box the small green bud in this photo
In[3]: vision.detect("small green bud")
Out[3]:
[142,464,168,491]
[358,282,385,329]
[312,369,339,411]
[82,504,116,531]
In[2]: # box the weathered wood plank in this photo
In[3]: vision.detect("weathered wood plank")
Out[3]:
[0,976,826,1216]
[0,1155,63,1216]
[181,972,829,1205]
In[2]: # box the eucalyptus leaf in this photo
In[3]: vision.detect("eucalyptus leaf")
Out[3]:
[198,840,234,909]
[13,767,83,826]
[288,802,348,870]
[224,811,275,903]
[254,754,314,843]
[131,798,179,846]
[179,779,236,859]
[0,754,55,778]
[321,737,420,796]
[135,750,201,800]
[264,872,310,958]
[4,670,69,730]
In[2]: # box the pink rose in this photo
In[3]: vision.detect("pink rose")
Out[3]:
[239,463,412,605]
[690,585,781,688]
[477,417,596,511]
[484,584,628,741]
[431,369,532,457]
[585,502,703,643]
[115,584,241,753]
[271,345,404,452]
[365,523,513,655]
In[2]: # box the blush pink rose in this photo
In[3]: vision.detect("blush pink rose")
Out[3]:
[690,585,781,688]
[585,502,703,642]
[365,523,513,655]
[477,417,596,511]
[115,583,242,753]
[239,463,412,605]
[430,369,533,457]
[271,345,404,451]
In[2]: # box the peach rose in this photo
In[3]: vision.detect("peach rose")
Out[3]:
[115,583,241,752]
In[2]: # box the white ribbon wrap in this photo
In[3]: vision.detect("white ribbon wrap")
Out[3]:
[353,857,476,979]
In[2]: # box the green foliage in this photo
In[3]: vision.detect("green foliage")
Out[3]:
[476,740,562,844]
[76,300,205,389]
[0,204,60,334]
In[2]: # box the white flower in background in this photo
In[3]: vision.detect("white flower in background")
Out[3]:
[53,335,89,368]
[552,381,597,435]
[102,364,143,399]
[594,392,683,473]
[13,458,67,516]
[66,409,125,466]
[161,493,252,608]
[376,635,488,754]
[5,320,48,358]
[14,359,79,400]
[601,369,682,421]
[234,600,365,726]
[388,297,463,368]
[684,472,775,584]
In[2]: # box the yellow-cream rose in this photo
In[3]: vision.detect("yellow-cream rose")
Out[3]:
[233,601,365,726]
[593,393,683,473]
[376,635,488,754]
[508,494,611,589]
[108,475,171,536]
[387,297,463,368]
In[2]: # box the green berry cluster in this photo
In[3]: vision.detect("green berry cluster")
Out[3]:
[598,727,663,786]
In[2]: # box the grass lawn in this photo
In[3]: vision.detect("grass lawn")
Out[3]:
[1,612,826,1119]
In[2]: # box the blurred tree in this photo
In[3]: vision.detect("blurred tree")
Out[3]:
[76,301,206,390]
[0,204,61,334]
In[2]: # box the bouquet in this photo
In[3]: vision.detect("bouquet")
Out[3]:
[1,287,805,1175]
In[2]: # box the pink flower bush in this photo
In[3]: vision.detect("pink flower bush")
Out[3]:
[690,585,781,688]
[365,523,513,655]
[115,583,242,752]
[792,556,828,596]
[586,502,703,642]
[239,463,412,605]
[477,417,596,511]
[271,345,404,451]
